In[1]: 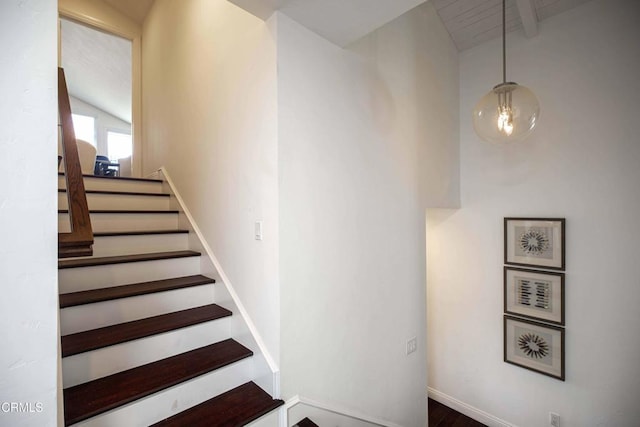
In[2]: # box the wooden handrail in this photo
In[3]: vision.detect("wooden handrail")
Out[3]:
[58,67,93,258]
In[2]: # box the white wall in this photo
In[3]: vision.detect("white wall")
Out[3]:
[142,0,280,362]
[0,1,59,426]
[427,0,640,426]
[70,96,131,158]
[141,2,459,422]
[349,4,459,209]
[278,2,458,425]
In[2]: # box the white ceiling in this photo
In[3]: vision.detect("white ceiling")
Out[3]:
[433,0,594,50]
[61,18,132,123]
[228,0,428,47]
[60,0,593,122]
[231,0,593,50]
[100,0,595,51]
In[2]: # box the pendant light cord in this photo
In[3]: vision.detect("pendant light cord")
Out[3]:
[502,0,506,84]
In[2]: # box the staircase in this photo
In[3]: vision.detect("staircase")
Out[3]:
[58,173,283,426]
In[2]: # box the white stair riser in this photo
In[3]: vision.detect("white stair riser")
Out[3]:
[58,192,171,211]
[58,175,164,194]
[59,256,201,293]
[63,319,232,388]
[248,410,280,427]
[60,285,216,335]
[58,212,178,233]
[90,233,189,257]
[70,358,253,427]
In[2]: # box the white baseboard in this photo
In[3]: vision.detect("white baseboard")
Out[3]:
[284,395,404,427]
[427,388,515,427]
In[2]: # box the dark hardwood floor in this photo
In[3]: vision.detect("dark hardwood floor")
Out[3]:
[428,399,487,427]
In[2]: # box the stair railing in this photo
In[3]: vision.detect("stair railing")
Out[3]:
[58,67,93,258]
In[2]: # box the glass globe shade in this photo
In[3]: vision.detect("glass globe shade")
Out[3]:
[472,82,540,144]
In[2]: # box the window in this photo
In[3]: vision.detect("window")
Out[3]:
[107,131,132,162]
[71,114,96,146]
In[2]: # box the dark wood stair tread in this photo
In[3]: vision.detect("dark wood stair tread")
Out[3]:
[61,304,231,357]
[59,188,170,197]
[295,418,320,427]
[58,250,200,269]
[64,339,252,426]
[58,209,179,214]
[59,172,162,183]
[151,381,284,427]
[94,229,189,237]
[60,275,215,308]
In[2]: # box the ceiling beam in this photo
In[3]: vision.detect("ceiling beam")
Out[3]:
[515,0,538,38]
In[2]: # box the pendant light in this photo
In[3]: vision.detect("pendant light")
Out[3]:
[473,0,539,144]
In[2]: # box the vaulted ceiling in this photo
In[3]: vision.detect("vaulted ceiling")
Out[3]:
[433,0,594,51]
[62,0,594,122]
[229,0,428,47]
[99,0,595,51]
[228,0,594,50]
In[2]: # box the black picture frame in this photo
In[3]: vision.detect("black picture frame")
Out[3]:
[504,315,565,381]
[504,267,565,326]
[504,218,565,270]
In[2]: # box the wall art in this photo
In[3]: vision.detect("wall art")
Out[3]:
[504,315,565,380]
[504,218,565,270]
[504,267,565,325]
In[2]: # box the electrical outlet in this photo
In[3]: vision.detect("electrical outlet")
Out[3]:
[549,412,560,427]
[406,337,417,355]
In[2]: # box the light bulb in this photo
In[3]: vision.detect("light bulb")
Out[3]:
[497,108,513,136]
[473,82,539,144]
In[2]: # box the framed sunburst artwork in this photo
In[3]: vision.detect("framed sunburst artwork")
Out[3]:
[504,218,565,270]
[504,315,565,380]
[504,267,565,325]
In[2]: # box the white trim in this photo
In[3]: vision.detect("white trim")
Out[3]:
[278,404,287,427]
[427,388,515,427]
[284,395,403,427]
[58,0,141,39]
[158,167,279,377]
[131,34,142,177]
